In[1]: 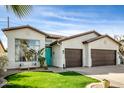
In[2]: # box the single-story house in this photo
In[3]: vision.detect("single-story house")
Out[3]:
[0,40,6,56]
[2,25,121,69]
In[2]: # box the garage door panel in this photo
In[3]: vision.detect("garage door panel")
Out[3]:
[92,61,106,66]
[91,49,116,66]
[65,49,82,67]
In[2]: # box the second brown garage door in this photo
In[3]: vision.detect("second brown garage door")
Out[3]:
[65,49,82,67]
[91,49,116,66]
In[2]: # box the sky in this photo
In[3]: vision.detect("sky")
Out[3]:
[1,5,124,48]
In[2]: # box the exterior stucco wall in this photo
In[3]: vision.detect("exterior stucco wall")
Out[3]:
[88,37,120,66]
[84,44,92,67]
[59,33,99,67]
[89,37,119,50]
[52,44,63,67]
[4,28,45,69]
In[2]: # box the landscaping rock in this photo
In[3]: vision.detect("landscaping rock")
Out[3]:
[86,79,111,88]
[102,79,110,88]
[86,82,104,88]
[0,78,7,88]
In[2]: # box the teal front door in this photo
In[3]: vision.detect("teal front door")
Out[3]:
[45,47,52,66]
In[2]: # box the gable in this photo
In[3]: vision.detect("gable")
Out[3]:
[83,35,121,46]
[4,28,46,40]
[59,31,101,42]
[50,31,101,46]
[2,25,66,40]
[89,37,120,50]
[61,33,99,49]
[2,25,48,36]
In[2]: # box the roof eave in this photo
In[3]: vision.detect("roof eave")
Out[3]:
[50,41,58,46]
[1,25,49,37]
[58,30,101,42]
[82,35,121,46]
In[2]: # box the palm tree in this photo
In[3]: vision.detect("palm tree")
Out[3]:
[5,5,32,18]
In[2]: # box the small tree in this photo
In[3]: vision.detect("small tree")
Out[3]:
[38,48,48,69]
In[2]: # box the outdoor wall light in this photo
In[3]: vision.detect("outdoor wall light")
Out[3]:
[62,50,64,54]
[63,64,66,69]
[19,63,24,67]
[19,64,22,67]
[32,62,37,66]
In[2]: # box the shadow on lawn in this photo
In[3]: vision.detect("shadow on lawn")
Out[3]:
[2,83,33,88]
[59,71,82,76]
[5,74,30,81]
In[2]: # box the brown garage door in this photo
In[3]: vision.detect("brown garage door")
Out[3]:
[91,49,116,66]
[65,49,82,67]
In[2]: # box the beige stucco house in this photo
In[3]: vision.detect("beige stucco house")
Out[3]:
[0,40,5,56]
[2,25,121,69]
[51,31,121,68]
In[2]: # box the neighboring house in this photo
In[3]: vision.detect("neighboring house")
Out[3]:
[2,25,121,69]
[0,40,5,56]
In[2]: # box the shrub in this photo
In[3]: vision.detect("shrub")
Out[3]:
[0,54,8,70]
[102,79,110,88]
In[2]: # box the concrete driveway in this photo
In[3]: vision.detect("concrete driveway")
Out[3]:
[66,65,124,88]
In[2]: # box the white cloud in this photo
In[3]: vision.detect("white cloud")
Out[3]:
[2,6,124,48]
[41,11,88,22]
[37,10,124,24]
[9,17,124,37]
[45,29,93,36]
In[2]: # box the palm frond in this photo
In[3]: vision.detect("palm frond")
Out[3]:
[5,5,32,18]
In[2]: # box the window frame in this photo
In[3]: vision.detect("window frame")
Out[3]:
[15,38,40,62]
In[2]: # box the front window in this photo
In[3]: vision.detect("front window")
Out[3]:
[15,39,40,62]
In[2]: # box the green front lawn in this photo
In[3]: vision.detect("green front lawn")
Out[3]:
[3,71,99,88]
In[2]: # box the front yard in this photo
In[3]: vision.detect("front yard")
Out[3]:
[3,71,99,88]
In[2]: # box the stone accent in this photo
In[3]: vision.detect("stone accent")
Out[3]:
[86,82,105,88]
